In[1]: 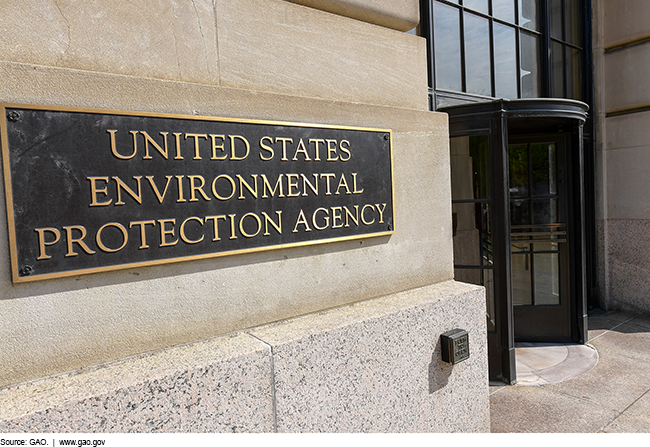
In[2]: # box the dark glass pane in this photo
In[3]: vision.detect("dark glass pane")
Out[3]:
[518,0,539,30]
[455,268,482,286]
[450,135,491,200]
[434,2,463,91]
[511,250,532,305]
[453,203,483,265]
[531,143,557,196]
[564,0,582,46]
[470,135,491,199]
[533,252,560,305]
[450,136,474,201]
[550,0,563,40]
[493,0,515,23]
[533,241,560,252]
[566,47,582,100]
[463,0,488,15]
[480,202,493,264]
[532,198,558,224]
[494,23,518,98]
[452,202,492,266]
[551,41,564,97]
[464,13,492,96]
[451,135,492,269]
[484,269,495,330]
[520,31,540,98]
[509,144,529,197]
[510,199,530,225]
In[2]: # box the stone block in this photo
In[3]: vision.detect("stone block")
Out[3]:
[603,0,650,49]
[0,0,427,110]
[0,333,273,433]
[286,0,420,31]
[0,281,489,432]
[605,110,650,153]
[604,219,650,314]
[0,0,219,85]
[249,280,490,432]
[216,0,428,110]
[604,143,650,220]
[604,44,650,113]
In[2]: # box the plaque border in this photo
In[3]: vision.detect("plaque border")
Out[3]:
[1,103,395,283]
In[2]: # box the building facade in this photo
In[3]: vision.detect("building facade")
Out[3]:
[0,0,647,433]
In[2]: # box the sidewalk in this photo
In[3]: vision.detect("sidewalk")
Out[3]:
[489,310,650,433]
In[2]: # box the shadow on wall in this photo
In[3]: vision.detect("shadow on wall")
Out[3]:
[428,338,453,393]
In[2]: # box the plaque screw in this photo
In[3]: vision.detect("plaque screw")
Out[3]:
[7,111,20,122]
[19,265,33,276]
[387,224,392,231]
[384,134,389,140]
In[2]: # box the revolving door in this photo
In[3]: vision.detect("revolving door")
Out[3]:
[445,99,588,383]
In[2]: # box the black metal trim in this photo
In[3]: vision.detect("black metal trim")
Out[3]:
[455,265,495,270]
[441,97,588,122]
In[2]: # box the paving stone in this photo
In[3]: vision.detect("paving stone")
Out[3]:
[589,323,650,363]
[489,383,507,395]
[542,341,650,412]
[491,312,650,433]
[603,391,650,433]
[587,310,638,340]
[617,316,650,333]
[490,385,618,433]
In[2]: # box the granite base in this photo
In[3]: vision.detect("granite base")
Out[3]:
[0,281,488,433]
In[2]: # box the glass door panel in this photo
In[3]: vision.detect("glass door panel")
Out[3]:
[509,137,571,340]
[450,135,495,332]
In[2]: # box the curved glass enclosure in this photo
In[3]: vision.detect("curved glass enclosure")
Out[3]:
[443,98,588,384]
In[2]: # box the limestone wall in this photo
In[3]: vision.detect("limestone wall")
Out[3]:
[0,0,489,432]
[594,0,650,314]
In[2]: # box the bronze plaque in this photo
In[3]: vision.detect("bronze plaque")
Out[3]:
[2,104,394,282]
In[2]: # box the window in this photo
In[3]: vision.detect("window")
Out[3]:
[549,0,583,99]
[422,0,586,104]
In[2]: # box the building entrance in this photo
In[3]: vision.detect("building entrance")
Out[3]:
[509,136,571,341]
[445,99,589,383]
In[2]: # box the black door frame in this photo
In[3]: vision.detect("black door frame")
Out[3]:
[443,98,588,384]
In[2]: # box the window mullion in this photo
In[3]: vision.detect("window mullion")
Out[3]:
[541,0,552,97]
[460,6,468,93]
[489,17,496,97]
[561,0,567,97]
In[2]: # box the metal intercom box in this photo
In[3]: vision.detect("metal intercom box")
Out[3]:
[441,329,470,364]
